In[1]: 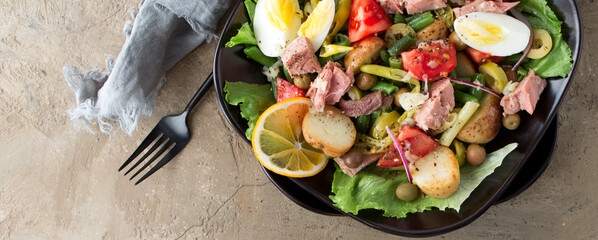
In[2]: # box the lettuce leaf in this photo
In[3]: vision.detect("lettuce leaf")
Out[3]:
[330,143,518,218]
[517,0,573,78]
[224,81,275,139]
[225,22,257,48]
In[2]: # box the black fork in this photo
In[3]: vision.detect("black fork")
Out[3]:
[119,73,213,184]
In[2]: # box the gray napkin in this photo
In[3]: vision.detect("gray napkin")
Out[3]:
[63,0,232,134]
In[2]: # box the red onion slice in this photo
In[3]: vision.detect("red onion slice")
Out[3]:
[386,126,413,183]
[509,9,534,70]
[448,77,502,99]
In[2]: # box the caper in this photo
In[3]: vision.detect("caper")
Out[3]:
[355,72,378,90]
[395,183,419,201]
[293,74,312,91]
[466,144,486,166]
[343,149,363,168]
[502,113,521,130]
[393,87,410,107]
[449,31,467,51]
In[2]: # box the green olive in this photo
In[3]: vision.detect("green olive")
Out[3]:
[356,72,378,90]
[466,144,486,166]
[293,74,312,91]
[502,113,521,130]
[528,29,553,59]
[395,183,419,201]
[449,31,467,51]
[393,87,410,107]
[343,149,363,168]
[385,23,416,47]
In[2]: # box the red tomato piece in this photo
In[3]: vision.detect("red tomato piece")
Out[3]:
[276,78,305,102]
[398,125,437,158]
[465,47,505,65]
[401,40,457,81]
[348,0,392,43]
[377,144,404,168]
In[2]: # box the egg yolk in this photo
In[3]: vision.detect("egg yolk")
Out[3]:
[298,0,333,39]
[265,0,300,31]
[458,19,504,45]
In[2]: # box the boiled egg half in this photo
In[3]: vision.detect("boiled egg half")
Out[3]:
[453,12,531,56]
[254,0,302,57]
[297,0,335,51]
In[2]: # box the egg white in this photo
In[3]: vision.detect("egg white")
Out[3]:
[454,12,531,56]
[253,0,302,57]
[297,0,335,51]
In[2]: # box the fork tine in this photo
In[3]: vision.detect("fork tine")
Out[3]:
[124,136,166,175]
[135,144,185,185]
[129,139,174,180]
[119,127,161,171]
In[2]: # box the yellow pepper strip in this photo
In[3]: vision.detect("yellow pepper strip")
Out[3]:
[370,110,400,139]
[360,64,420,86]
[319,44,354,57]
[479,62,508,94]
[326,0,351,42]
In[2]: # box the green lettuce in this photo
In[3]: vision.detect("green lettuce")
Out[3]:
[517,0,573,78]
[225,22,257,48]
[330,143,518,218]
[224,81,275,139]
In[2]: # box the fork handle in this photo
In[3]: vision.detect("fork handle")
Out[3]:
[183,72,214,114]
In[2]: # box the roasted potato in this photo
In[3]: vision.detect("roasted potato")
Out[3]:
[344,36,385,74]
[456,93,502,143]
[416,20,449,42]
[302,106,357,157]
[410,145,460,198]
[293,74,312,91]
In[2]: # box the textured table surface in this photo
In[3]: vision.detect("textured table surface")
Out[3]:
[1,0,597,239]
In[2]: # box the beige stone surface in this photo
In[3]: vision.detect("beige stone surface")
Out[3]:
[0,0,596,239]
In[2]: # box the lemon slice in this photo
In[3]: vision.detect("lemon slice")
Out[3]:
[252,97,328,177]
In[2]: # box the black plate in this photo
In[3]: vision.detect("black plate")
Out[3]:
[214,0,581,237]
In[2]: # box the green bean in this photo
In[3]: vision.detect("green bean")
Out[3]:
[283,66,292,83]
[394,13,407,24]
[371,81,399,95]
[244,46,277,67]
[387,33,417,56]
[354,115,371,134]
[389,57,403,69]
[380,50,391,66]
[470,73,486,100]
[407,12,435,32]
[454,90,479,104]
[333,33,351,46]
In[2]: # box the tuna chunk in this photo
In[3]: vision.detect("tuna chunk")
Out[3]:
[376,0,405,14]
[338,90,386,117]
[414,78,455,130]
[500,69,547,115]
[325,66,354,104]
[404,0,447,15]
[334,150,384,177]
[454,0,519,17]
[306,61,354,112]
[280,36,322,76]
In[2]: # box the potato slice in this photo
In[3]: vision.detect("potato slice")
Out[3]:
[302,106,356,157]
[410,145,460,198]
[344,36,385,74]
[456,93,502,144]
